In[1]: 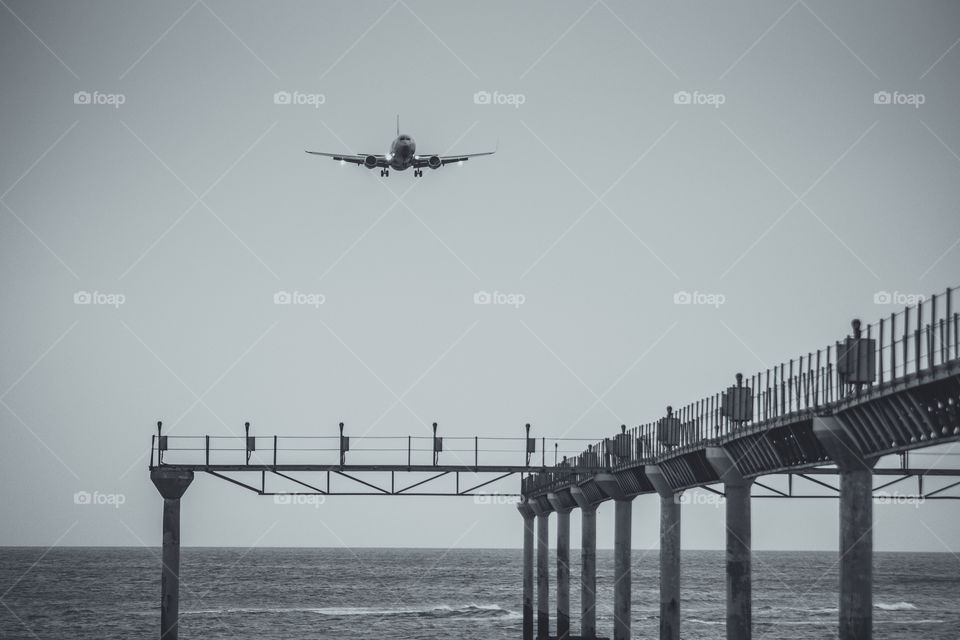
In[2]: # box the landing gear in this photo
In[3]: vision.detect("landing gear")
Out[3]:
[380,169,390,177]
[414,169,423,177]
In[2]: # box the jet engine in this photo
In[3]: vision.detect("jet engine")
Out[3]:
[364,155,378,169]
[428,155,442,170]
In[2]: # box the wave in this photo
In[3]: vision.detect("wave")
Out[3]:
[753,606,838,616]
[182,603,519,620]
[758,603,920,616]
[876,601,918,611]
[427,604,520,620]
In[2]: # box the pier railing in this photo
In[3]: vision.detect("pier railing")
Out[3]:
[152,430,601,470]
[523,286,959,495]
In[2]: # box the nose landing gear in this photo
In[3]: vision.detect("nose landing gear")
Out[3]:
[414,169,423,177]
[380,169,390,177]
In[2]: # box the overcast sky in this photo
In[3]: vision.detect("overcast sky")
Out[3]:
[1,1,959,553]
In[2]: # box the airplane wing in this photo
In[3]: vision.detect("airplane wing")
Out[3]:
[304,151,389,167]
[412,150,496,168]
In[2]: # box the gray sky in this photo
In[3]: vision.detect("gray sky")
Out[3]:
[1,1,959,552]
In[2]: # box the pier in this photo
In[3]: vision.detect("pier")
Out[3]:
[150,286,960,640]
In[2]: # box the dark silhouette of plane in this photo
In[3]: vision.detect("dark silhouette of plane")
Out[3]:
[306,117,495,177]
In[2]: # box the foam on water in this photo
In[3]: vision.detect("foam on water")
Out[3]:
[875,601,918,611]
[181,603,519,620]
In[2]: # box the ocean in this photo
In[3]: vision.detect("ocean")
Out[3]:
[0,547,956,639]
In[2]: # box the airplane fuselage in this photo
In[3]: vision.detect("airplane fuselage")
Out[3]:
[389,134,416,170]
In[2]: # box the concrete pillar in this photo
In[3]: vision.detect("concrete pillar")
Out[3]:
[659,494,681,640]
[840,467,873,638]
[814,416,876,640]
[581,506,597,638]
[570,484,598,640]
[519,503,536,640]
[536,509,551,639]
[646,465,681,640]
[724,481,752,639]
[547,492,575,640]
[596,472,634,640]
[613,498,633,640]
[706,448,753,640]
[556,509,571,639]
[151,469,194,640]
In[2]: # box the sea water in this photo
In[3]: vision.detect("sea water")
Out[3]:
[0,547,957,639]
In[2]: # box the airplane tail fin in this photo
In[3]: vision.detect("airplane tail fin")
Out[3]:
[396,115,400,136]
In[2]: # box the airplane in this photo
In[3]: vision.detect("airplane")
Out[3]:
[305,117,495,177]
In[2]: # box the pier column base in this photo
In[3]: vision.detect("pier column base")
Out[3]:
[595,473,633,640]
[814,416,876,640]
[533,501,552,640]
[570,486,597,640]
[725,481,753,640]
[151,469,194,640]
[613,498,633,640]
[547,492,576,640]
[519,503,536,640]
[659,494,681,640]
[556,510,571,639]
[706,448,752,640]
[840,466,873,639]
[646,465,681,640]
